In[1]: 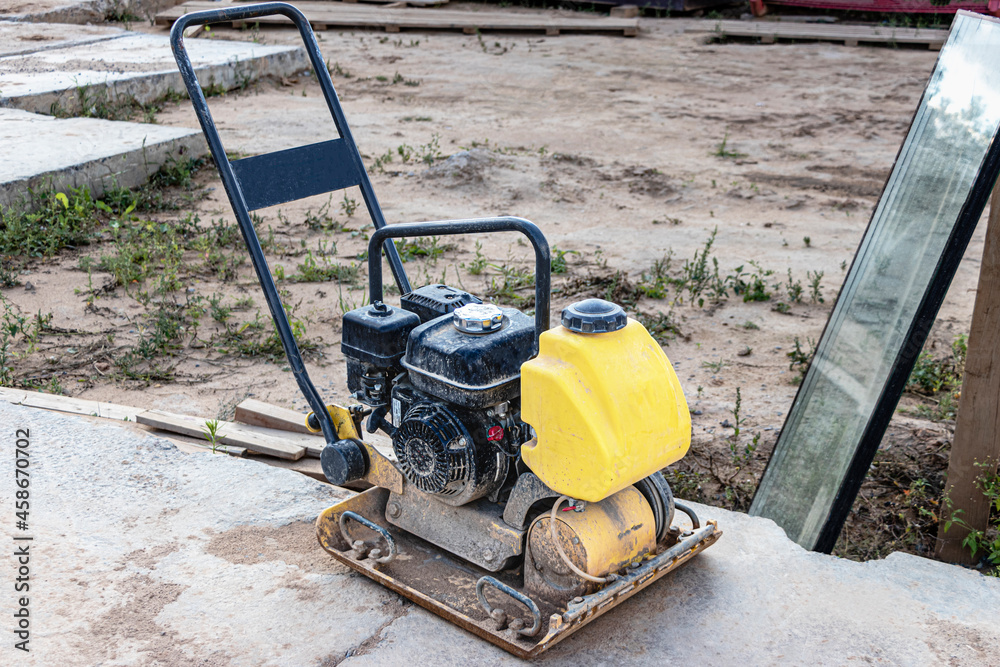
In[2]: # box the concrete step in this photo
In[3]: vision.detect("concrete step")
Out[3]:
[0,25,306,115]
[0,108,204,209]
[0,0,107,24]
[1,0,173,25]
[0,20,126,58]
[3,399,998,665]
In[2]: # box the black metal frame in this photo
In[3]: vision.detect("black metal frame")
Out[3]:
[808,145,1000,552]
[749,13,1000,552]
[368,218,551,350]
[170,2,414,447]
[170,3,553,458]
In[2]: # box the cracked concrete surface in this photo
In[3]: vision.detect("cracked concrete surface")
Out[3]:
[0,25,307,115]
[1,400,998,666]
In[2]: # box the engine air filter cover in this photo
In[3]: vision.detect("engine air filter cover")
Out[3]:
[402,306,534,408]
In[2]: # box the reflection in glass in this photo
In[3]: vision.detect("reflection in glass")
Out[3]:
[750,12,1000,550]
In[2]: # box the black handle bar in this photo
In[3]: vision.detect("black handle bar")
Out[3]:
[368,217,551,350]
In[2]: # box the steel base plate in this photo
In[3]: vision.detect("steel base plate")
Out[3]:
[316,487,721,659]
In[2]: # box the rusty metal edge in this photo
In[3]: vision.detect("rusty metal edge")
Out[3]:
[315,494,537,659]
[315,491,721,659]
[534,524,722,654]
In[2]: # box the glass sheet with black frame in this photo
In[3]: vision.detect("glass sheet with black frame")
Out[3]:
[750,11,1000,551]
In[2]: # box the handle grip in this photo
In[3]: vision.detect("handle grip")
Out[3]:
[367,217,551,350]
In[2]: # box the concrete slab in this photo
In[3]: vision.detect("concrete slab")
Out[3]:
[0,0,173,24]
[0,30,307,115]
[2,400,998,666]
[0,108,204,208]
[0,0,105,24]
[0,21,127,58]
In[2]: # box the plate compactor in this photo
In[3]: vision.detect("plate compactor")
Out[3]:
[171,3,720,657]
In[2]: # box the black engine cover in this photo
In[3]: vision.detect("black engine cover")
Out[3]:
[401,284,481,323]
[392,401,506,506]
[401,307,534,409]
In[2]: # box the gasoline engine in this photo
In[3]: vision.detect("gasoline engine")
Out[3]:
[340,286,529,510]
[308,218,715,626]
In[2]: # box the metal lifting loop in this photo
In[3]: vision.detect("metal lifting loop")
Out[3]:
[476,576,542,638]
[673,501,701,530]
[339,511,397,564]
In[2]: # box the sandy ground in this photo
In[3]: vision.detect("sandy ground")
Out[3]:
[3,13,981,552]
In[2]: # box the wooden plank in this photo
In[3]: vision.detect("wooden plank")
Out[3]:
[20,391,101,417]
[0,387,141,422]
[234,397,317,435]
[687,19,948,47]
[936,186,1000,564]
[98,403,140,421]
[233,398,398,461]
[142,428,248,457]
[244,453,330,483]
[0,387,27,405]
[233,422,325,457]
[157,1,639,36]
[135,409,306,460]
[610,5,639,18]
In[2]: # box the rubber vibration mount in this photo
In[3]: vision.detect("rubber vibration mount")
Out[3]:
[320,438,367,484]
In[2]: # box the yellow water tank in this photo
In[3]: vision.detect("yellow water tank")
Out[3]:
[520,300,690,502]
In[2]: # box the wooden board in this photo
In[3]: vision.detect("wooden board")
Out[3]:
[244,453,328,482]
[936,186,1000,564]
[234,397,318,435]
[0,387,28,405]
[144,429,248,457]
[0,387,141,422]
[687,19,948,49]
[234,398,399,460]
[157,1,639,36]
[235,421,325,457]
[136,409,306,460]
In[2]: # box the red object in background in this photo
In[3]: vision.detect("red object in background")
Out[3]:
[750,0,999,16]
[487,426,504,442]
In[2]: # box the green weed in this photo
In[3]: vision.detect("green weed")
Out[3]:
[637,253,673,299]
[785,269,803,303]
[808,270,824,303]
[395,236,454,263]
[551,246,579,274]
[680,227,724,307]
[943,463,999,574]
[787,336,816,383]
[729,260,773,303]
[292,249,359,284]
[462,241,488,275]
[486,262,534,305]
[702,359,729,373]
[713,131,747,159]
[202,419,225,453]
[1,187,103,258]
[636,311,680,345]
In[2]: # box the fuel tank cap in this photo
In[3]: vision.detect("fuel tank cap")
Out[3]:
[453,303,505,334]
[561,298,627,334]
